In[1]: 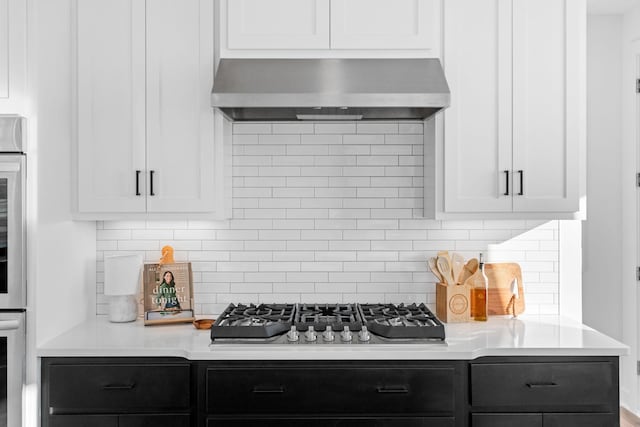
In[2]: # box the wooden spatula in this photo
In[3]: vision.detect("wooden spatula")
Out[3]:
[428,257,444,283]
[436,256,454,286]
[451,252,465,284]
[460,258,478,286]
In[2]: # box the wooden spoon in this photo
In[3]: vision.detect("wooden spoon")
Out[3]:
[459,258,479,285]
[427,257,444,283]
[451,252,465,284]
[436,256,454,286]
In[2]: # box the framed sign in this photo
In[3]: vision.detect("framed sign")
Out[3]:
[143,262,195,325]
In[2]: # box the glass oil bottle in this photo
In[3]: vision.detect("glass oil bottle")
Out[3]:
[469,253,488,321]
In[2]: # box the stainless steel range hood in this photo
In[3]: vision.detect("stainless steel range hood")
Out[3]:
[211,58,450,121]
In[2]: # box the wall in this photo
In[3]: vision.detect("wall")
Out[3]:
[583,15,623,340]
[31,0,97,344]
[96,122,560,317]
[621,3,640,415]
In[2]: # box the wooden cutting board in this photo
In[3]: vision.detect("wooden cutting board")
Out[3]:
[484,263,525,316]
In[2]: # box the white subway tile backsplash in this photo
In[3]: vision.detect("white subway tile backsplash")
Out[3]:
[96,122,561,317]
[259,134,301,145]
[272,123,314,134]
[343,134,385,145]
[233,134,259,145]
[301,134,342,145]
[356,122,398,134]
[233,123,272,134]
[273,251,315,262]
[399,123,424,134]
[314,122,356,134]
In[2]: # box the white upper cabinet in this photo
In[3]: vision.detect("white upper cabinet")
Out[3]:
[146,0,216,213]
[330,0,439,51]
[226,0,329,50]
[511,0,580,213]
[77,0,147,213]
[440,0,583,217]
[221,0,440,57]
[0,0,26,112]
[443,0,512,213]
[76,0,219,216]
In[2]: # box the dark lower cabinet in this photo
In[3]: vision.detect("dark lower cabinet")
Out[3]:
[472,413,542,427]
[42,356,620,427]
[472,413,617,427]
[470,357,619,427]
[50,415,117,427]
[119,414,192,427]
[50,414,190,427]
[207,417,455,427]
[41,358,193,427]
[199,360,467,426]
[543,413,618,427]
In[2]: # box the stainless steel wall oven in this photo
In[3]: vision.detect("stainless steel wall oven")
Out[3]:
[0,115,26,427]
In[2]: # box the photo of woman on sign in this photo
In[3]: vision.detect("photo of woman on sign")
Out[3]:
[157,270,181,311]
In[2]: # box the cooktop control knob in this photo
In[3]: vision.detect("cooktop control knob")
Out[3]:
[287,325,299,342]
[322,325,335,342]
[358,326,371,342]
[340,326,353,342]
[305,326,317,342]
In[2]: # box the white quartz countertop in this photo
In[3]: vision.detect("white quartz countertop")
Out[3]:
[37,315,629,360]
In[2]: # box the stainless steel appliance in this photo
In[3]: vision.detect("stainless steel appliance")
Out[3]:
[210,303,445,345]
[211,58,450,121]
[0,115,26,427]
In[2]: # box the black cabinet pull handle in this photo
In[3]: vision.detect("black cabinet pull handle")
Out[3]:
[149,170,155,196]
[526,382,558,388]
[252,386,285,394]
[103,383,136,391]
[135,170,141,196]
[517,170,524,195]
[376,386,409,394]
[504,170,510,196]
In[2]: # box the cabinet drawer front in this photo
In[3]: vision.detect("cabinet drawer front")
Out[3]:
[470,362,616,411]
[120,414,191,427]
[206,367,455,415]
[50,415,118,427]
[207,418,454,427]
[48,363,190,413]
[543,413,617,427]
[472,413,541,427]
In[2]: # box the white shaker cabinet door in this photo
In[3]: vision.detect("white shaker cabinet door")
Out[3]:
[330,0,440,51]
[77,0,147,213]
[225,0,330,50]
[511,0,581,212]
[0,0,26,111]
[443,0,513,213]
[145,0,215,213]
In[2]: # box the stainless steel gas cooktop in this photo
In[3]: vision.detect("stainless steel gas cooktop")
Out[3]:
[210,303,445,345]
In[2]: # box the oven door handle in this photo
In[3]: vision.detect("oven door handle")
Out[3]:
[0,320,19,331]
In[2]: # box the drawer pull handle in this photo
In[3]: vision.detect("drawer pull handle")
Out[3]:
[252,386,285,394]
[526,382,558,388]
[376,386,409,394]
[103,383,136,391]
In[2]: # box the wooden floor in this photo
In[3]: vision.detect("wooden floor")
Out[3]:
[622,407,640,427]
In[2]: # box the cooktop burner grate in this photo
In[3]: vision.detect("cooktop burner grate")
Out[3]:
[210,303,295,339]
[358,303,445,340]
[295,303,363,332]
[210,302,446,342]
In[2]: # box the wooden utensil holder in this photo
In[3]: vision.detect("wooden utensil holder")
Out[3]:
[436,282,471,323]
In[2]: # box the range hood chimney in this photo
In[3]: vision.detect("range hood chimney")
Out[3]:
[211,58,450,121]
